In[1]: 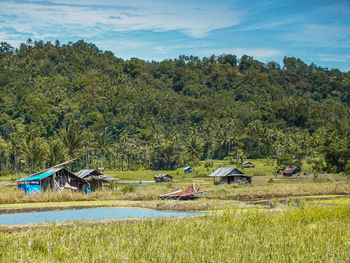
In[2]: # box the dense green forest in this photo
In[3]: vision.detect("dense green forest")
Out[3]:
[0,39,349,174]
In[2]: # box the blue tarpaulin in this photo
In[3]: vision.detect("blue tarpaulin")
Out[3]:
[18,183,41,195]
[85,185,91,195]
[19,172,54,182]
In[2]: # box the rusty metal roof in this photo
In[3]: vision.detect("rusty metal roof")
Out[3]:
[281,168,297,174]
[209,167,247,177]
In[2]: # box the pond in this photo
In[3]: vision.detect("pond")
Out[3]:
[0,208,203,225]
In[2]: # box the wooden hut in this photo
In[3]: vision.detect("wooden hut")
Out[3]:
[241,161,255,168]
[209,167,252,185]
[154,174,173,183]
[75,169,118,191]
[281,168,298,177]
[18,167,89,195]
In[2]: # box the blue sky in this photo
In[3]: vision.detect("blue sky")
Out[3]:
[1,0,350,71]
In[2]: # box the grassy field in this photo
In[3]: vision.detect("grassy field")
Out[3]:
[0,206,349,262]
[0,171,349,205]
[0,159,349,262]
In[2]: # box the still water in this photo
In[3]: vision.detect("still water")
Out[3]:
[0,208,202,225]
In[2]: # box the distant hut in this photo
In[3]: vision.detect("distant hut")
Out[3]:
[241,161,255,168]
[184,166,192,173]
[18,167,89,195]
[209,167,252,185]
[75,169,118,191]
[281,168,298,177]
[154,174,173,183]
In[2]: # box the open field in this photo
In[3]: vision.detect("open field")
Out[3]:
[1,206,350,262]
[1,159,350,262]
[1,172,349,205]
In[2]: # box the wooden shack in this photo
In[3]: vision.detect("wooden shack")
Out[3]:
[209,167,252,185]
[18,167,89,195]
[241,161,255,168]
[281,168,298,177]
[154,174,173,183]
[75,169,118,191]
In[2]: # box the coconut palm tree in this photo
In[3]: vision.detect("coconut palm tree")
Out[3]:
[185,134,204,168]
[47,138,68,167]
[59,122,87,161]
[19,134,48,173]
[93,130,113,168]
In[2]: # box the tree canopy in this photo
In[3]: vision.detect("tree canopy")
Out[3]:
[0,40,349,173]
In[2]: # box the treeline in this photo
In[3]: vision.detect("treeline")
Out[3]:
[0,39,349,174]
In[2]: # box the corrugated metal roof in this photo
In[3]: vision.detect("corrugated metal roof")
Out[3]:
[76,169,96,178]
[19,167,87,183]
[209,167,246,177]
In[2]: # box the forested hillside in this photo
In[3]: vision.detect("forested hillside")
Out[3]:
[0,40,349,174]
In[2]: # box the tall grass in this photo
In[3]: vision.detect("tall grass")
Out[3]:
[1,178,349,204]
[0,206,349,262]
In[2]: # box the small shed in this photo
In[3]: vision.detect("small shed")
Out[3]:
[281,168,298,177]
[154,174,173,183]
[75,169,118,191]
[18,167,89,195]
[242,161,255,168]
[209,167,252,185]
[184,166,192,173]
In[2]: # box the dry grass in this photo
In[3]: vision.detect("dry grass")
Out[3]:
[1,174,349,204]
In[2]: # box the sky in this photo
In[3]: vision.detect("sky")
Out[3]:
[1,0,350,71]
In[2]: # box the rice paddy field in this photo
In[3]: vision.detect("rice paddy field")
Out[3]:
[0,206,350,262]
[1,159,350,262]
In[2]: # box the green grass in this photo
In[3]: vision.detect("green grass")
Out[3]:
[1,206,349,262]
[309,198,350,205]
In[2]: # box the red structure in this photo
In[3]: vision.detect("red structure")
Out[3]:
[281,168,298,176]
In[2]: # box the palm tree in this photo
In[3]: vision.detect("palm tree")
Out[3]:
[0,137,9,174]
[185,134,204,168]
[93,130,113,168]
[19,135,48,173]
[59,122,88,167]
[47,138,68,167]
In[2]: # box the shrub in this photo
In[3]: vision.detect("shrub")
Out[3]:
[204,161,213,168]
[120,184,136,195]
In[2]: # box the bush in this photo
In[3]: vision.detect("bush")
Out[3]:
[120,184,136,195]
[204,161,213,168]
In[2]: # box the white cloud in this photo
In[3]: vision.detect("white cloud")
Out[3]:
[318,53,350,63]
[197,48,282,60]
[285,24,350,48]
[0,0,242,39]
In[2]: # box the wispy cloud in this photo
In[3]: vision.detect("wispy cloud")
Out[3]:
[318,53,350,63]
[197,48,283,60]
[285,24,350,48]
[0,0,350,70]
[0,0,242,39]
